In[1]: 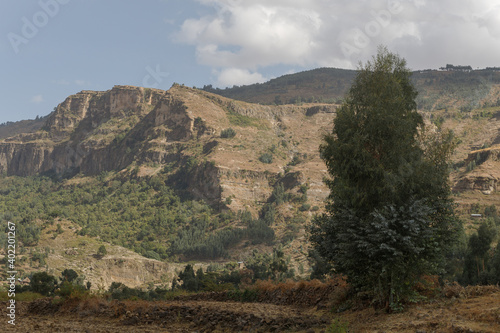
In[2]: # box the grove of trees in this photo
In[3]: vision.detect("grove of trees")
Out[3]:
[0,168,280,261]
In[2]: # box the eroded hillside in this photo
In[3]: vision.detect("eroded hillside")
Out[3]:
[2,82,500,289]
[0,84,335,210]
[0,84,337,288]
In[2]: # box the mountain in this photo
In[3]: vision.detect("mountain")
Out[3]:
[0,84,338,288]
[202,67,356,105]
[203,67,500,112]
[2,67,500,289]
[203,67,500,207]
[0,84,333,207]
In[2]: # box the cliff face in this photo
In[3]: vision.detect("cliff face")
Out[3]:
[453,146,500,195]
[0,86,192,177]
[0,141,52,176]
[0,84,334,209]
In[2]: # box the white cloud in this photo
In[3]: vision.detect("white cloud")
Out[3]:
[176,0,326,86]
[31,94,43,104]
[181,3,322,67]
[476,5,500,39]
[176,0,500,86]
[216,68,267,87]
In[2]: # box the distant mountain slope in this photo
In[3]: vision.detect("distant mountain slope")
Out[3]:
[204,67,500,112]
[0,84,335,274]
[0,115,49,140]
[2,71,500,273]
[2,81,500,212]
[0,85,333,209]
[203,67,356,105]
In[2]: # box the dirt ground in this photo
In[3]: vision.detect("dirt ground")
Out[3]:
[343,291,500,332]
[0,298,329,332]
[1,291,500,332]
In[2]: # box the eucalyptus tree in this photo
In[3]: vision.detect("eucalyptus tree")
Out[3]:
[310,47,461,310]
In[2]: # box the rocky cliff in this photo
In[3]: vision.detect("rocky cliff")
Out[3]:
[453,146,500,194]
[3,83,500,211]
[0,84,335,210]
[0,86,170,176]
[3,82,500,289]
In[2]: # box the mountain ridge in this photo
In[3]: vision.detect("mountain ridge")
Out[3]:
[2,70,500,290]
[0,83,339,228]
[202,67,500,111]
[0,83,336,287]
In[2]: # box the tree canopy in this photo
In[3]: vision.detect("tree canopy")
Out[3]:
[30,272,58,296]
[310,47,461,310]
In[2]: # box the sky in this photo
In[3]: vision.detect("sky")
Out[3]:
[1,0,500,123]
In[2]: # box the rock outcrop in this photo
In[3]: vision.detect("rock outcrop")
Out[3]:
[453,146,500,194]
[0,86,206,176]
[83,256,171,290]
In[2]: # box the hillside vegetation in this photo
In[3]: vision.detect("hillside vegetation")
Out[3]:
[2,67,500,325]
[0,174,275,261]
[0,84,329,290]
[1,76,500,276]
[204,67,500,112]
[0,115,47,140]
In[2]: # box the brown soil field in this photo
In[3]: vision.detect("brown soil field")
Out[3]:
[1,286,500,332]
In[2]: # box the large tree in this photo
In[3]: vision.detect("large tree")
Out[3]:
[310,47,461,309]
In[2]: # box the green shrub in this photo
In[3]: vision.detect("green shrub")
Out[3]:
[270,183,286,205]
[289,155,302,166]
[220,128,237,138]
[57,281,87,298]
[299,184,309,194]
[259,153,273,164]
[30,272,58,296]
[241,288,259,302]
[97,245,107,256]
[145,250,161,260]
[281,231,296,244]
[299,203,311,211]
[61,269,78,283]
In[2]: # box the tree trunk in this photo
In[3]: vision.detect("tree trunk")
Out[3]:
[389,271,394,309]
